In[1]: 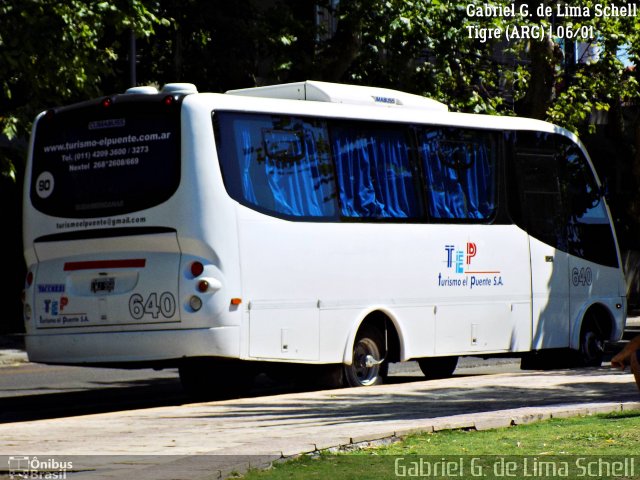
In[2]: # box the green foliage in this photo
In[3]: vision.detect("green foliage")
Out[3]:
[249,0,640,136]
[0,0,161,178]
[134,0,278,91]
[542,0,640,134]
[3,0,640,179]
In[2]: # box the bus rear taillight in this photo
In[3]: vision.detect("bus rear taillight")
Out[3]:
[190,261,204,277]
[25,271,33,288]
[197,280,209,293]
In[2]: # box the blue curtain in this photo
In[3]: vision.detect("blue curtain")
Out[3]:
[240,129,258,205]
[331,129,419,218]
[237,119,336,217]
[420,131,495,220]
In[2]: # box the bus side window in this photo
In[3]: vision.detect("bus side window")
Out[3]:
[513,132,618,268]
[558,137,619,268]
[418,128,497,221]
[330,124,421,219]
[216,113,338,219]
[512,131,569,251]
[513,149,567,251]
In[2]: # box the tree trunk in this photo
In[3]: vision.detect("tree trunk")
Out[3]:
[516,37,558,119]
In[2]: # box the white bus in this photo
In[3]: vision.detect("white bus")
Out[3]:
[23,81,626,393]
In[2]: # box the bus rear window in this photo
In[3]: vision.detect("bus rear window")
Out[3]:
[31,97,181,218]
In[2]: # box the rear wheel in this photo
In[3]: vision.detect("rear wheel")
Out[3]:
[577,313,606,367]
[344,326,387,387]
[417,356,458,379]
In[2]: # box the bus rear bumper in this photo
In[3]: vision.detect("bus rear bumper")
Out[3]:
[25,327,240,366]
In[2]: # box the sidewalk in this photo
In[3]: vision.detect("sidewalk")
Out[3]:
[0,334,26,367]
[0,364,639,479]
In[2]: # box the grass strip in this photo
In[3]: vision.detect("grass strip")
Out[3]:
[241,410,640,479]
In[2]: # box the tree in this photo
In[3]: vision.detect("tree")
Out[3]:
[0,1,163,333]
[240,0,640,135]
[0,0,163,180]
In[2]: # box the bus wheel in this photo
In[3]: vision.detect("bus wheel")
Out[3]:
[417,356,458,379]
[344,326,387,387]
[577,314,605,367]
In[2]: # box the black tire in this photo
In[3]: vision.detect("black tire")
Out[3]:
[417,356,458,379]
[343,326,387,387]
[179,359,255,399]
[577,313,606,367]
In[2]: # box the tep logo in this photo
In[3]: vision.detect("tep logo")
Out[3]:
[444,242,477,273]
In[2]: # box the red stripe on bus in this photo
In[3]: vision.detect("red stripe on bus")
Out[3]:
[63,259,146,271]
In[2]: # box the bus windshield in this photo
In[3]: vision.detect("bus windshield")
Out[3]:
[30,97,181,218]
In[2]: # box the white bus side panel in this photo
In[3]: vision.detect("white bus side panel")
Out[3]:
[248,300,320,360]
[568,255,626,348]
[236,207,532,363]
[529,236,570,350]
[434,302,531,355]
[529,236,625,352]
[25,327,240,364]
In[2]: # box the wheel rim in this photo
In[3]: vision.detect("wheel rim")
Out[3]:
[352,337,381,386]
[582,330,603,364]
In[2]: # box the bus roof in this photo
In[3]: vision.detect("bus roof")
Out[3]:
[226,80,449,112]
[38,80,579,148]
[184,81,578,145]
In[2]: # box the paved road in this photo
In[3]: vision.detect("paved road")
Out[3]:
[0,362,638,479]
[0,356,512,422]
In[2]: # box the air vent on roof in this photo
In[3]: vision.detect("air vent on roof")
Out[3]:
[226,80,448,111]
[125,86,159,95]
[161,83,198,95]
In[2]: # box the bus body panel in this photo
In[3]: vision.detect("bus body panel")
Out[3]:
[25,327,241,364]
[529,236,570,350]
[32,234,181,331]
[236,205,532,363]
[23,97,245,364]
[568,256,626,350]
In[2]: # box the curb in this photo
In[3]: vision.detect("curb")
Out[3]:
[0,334,27,367]
[0,349,28,367]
